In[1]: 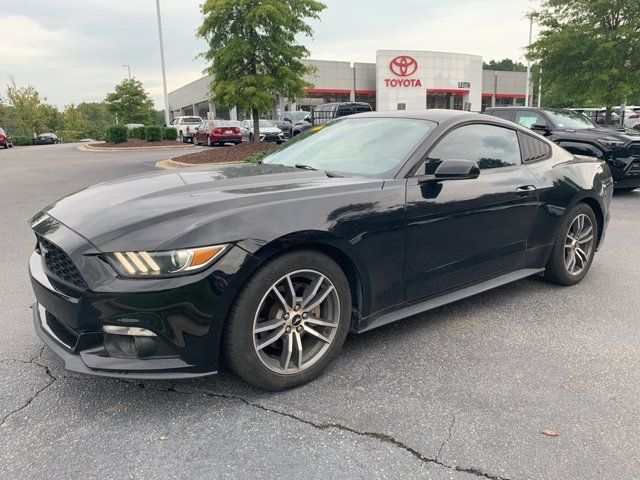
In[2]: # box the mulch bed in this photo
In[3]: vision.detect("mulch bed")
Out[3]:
[90,139,191,148]
[174,141,278,165]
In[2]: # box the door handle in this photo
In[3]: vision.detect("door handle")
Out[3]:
[515,185,537,196]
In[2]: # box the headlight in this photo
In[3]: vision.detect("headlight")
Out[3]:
[596,137,625,148]
[105,245,227,278]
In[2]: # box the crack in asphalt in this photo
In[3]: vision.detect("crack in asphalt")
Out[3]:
[0,347,57,428]
[133,381,510,480]
[3,351,510,479]
[436,415,456,461]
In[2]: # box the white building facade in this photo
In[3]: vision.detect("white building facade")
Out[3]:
[168,49,529,120]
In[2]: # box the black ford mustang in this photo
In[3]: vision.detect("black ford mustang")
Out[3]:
[28,110,613,390]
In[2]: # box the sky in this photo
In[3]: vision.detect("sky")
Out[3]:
[0,0,540,108]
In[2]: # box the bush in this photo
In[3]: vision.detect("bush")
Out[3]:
[129,127,145,139]
[12,136,34,146]
[106,125,128,144]
[144,125,163,142]
[245,150,273,164]
[162,127,178,141]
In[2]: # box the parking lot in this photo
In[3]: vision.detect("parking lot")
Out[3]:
[0,143,639,479]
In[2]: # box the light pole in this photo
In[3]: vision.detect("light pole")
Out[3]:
[524,14,534,107]
[122,64,131,79]
[155,0,171,127]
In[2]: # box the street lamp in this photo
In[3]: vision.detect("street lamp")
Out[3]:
[122,64,131,79]
[155,0,171,127]
[524,13,534,107]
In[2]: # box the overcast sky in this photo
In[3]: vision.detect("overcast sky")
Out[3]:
[1,0,540,108]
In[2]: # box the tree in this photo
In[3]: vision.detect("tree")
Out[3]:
[483,58,527,72]
[5,79,45,136]
[528,0,640,122]
[104,78,157,125]
[77,102,114,140]
[198,0,326,141]
[61,104,90,141]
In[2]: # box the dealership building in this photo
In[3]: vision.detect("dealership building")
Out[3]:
[168,49,530,120]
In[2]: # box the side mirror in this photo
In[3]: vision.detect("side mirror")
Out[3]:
[432,159,480,180]
[531,124,550,136]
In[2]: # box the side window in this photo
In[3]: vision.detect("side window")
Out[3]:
[170,119,177,126]
[515,111,546,129]
[490,110,514,122]
[424,124,522,173]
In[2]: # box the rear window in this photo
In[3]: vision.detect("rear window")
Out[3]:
[336,104,372,117]
[182,117,202,124]
[212,120,236,127]
[489,110,514,121]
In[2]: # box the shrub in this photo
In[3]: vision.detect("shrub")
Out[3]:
[144,125,163,142]
[129,127,145,139]
[106,125,128,144]
[12,136,34,146]
[245,150,273,164]
[162,127,178,141]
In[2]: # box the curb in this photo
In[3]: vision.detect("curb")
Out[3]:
[155,157,244,170]
[78,142,197,153]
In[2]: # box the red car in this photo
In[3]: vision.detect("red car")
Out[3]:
[0,127,13,149]
[194,120,242,146]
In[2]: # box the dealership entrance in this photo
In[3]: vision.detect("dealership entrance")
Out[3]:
[426,90,467,110]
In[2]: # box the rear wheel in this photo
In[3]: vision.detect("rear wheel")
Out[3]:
[544,203,597,286]
[223,250,351,390]
[207,135,212,147]
[179,131,184,143]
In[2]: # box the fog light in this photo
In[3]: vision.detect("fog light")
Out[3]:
[102,325,157,337]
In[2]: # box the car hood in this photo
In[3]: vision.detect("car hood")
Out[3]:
[561,127,640,142]
[259,127,282,134]
[33,163,378,252]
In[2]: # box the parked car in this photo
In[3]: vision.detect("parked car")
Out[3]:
[194,120,242,146]
[28,110,612,390]
[0,127,13,148]
[34,133,61,145]
[312,102,372,125]
[613,107,640,129]
[570,108,620,126]
[291,118,313,137]
[170,116,203,143]
[485,106,640,192]
[274,111,310,138]
[239,119,284,143]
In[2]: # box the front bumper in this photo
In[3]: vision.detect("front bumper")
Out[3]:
[28,219,262,378]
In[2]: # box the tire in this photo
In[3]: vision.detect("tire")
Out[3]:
[544,203,598,286]
[207,135,212,147]
[2,142,7,149]
[223,250,351,390]
[179,132,184,143]
[249,133,254,142]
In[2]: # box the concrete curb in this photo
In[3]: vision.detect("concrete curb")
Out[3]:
[155,157,244,169]
[78,142,197,153]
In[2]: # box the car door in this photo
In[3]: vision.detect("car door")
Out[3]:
[404,122,540,301]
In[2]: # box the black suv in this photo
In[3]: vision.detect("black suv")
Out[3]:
[274,111,310,139]
[485,107,640,191]
[312,102,372,125]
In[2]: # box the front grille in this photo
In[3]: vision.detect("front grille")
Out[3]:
[628,162,640,175]
[37,236,87,290]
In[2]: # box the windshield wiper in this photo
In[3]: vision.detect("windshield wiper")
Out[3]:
[294,164,341,178]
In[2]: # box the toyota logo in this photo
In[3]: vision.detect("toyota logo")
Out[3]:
[389,56,418,77]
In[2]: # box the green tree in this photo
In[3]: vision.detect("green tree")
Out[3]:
[528,0,640,122]
[61,104,90,141]
[104,78,156,125]
[483,58,527,72]
[77,102,114,140]
[198,0,326,141]
[5,79,45,136]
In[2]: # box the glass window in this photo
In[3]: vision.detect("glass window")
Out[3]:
[544,110,595,129]
[182,117,202,124]
[263,118,435,177]
[490,110,514,121]
[515,111,547,129]
[425,124,521,172]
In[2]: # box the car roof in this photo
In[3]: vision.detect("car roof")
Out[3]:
[350,109,474,122]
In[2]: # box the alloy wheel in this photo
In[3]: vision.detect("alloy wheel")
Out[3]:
[564,214,595,276]
[252,269,340,374]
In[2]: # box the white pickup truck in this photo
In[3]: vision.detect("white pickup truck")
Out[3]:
[170,116,204,143]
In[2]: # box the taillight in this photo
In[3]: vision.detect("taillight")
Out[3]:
[629,113,639,119]
[233,127,239,133]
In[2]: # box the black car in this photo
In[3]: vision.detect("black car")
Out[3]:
[312,102,372,125]
[274,111,310,139]
[28,110,612,390]
[35,133,61,145]
[485,107,640,192]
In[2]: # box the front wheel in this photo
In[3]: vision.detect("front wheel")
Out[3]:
[223,250,351,390]
[179,132,184,143]
[544,203,597,286]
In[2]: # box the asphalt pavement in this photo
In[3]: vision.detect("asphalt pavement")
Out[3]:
[0,143,638,479]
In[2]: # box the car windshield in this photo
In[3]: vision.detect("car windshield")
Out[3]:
[290,112,307,122]
[545,110,595,129]
[260,120,274,128]
[262,117,435,176]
